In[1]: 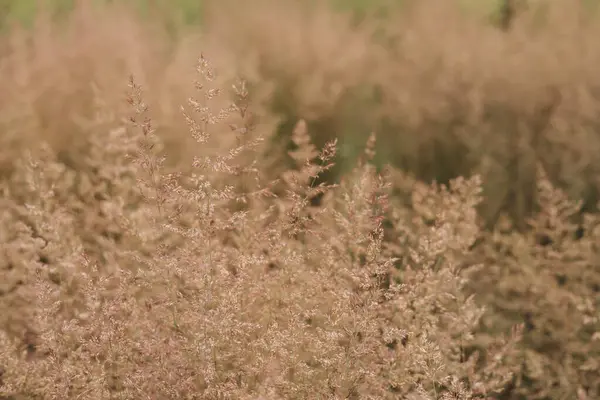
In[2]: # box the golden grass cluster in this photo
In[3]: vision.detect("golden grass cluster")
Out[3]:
[0,1,599,399]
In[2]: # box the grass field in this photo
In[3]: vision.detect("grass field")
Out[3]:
[0,1,599,399]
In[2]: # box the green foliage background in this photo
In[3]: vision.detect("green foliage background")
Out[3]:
[0,0,511,30]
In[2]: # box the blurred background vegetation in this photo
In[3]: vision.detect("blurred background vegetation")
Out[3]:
[1,0,600,226]
[0,1,599,399]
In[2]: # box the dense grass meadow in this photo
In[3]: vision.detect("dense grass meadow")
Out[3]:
[0,0,599,399]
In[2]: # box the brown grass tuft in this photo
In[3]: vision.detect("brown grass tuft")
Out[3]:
[0,1,598,399]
